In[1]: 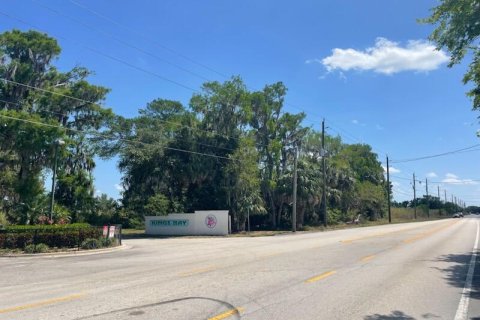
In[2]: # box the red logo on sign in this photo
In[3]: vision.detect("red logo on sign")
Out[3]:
[205,215,217,228]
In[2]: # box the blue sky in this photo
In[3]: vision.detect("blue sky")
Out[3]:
[2,0,480,206]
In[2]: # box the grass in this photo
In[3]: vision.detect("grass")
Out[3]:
[121,211,453,239]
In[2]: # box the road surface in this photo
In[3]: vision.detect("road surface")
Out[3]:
[1,216,479,319]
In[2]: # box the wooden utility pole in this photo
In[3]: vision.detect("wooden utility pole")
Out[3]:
[321,119,327,228]
[387,156,391,223]
[413,173,417,219]
[426,178,430,218]
[437,186,440,200]
[292,146,298,232]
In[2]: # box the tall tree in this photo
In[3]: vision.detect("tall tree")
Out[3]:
[423,0,480,111]
[0,29,112,223]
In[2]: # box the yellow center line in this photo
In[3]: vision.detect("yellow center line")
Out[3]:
[403,220,459,244]
[341,227,414,244]
[208,307,244,320]
[0,293,85,314]
[178,266,217,277]
[305,270,337,283]
[360,254,375,262]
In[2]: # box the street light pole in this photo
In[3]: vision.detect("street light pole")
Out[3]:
[49,139,64,221]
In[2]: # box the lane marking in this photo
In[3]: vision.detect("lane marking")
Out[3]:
[0,293,85,314]
[305,270,336,283]
[360,254,375,262]
[341,220,457,244]
[208,307,244,320]
[178,266,216,277]
[341,227,419,244]
[454,220,479,320]
[403,220,459,244]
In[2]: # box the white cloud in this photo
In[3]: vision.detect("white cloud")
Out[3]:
[442,173,478,185]
[315,37,449,75]
[426,172,438,178]
[114,183,125,192]
[382,165,400,174]
[352,119,359,124]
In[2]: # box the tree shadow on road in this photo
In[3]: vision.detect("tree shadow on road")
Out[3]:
[364,310,416,319]
[364,311,442,320]
[433,252,480,300]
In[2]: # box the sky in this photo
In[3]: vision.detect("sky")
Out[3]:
[1,0,480,206]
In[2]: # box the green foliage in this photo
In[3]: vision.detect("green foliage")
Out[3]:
[24,243,49,253]
[0,211,8,228]
[100,237,114,247]
[0,29,112,224]
[81,238,101,250]
[144,194,170,216]
[423,0,480,111]
[0,29,393,231]
[0,224,101,249]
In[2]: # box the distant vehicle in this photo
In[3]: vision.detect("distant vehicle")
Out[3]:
[452,213,463,218]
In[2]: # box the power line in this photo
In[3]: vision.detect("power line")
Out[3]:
[0,113,234,161]
[67,0,229,79]
[31,0,211,82]
[391,144,480,163]
[0,10,199,93]
[0,78,244,147]
[0,98,237,152]
[61,0,326,130]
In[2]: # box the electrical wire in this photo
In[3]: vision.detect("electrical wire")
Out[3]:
[0,113,234,161]
[67,0,229,79]
[391,144,480,163]
[0,98,237,152]
[32,0,211,82]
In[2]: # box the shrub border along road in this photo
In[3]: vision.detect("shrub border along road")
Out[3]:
[0,224,123,255]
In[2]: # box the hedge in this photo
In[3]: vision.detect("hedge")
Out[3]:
[0,224,102,249]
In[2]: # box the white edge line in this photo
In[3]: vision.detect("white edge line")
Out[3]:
[454,220,479,320]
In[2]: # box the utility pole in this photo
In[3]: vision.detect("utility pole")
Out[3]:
[321,119,327,228]
[292,145,298,232]
[426,178,430,218]
[386,156,391,223]
[444,189,447,203]
[452,194,454,203]
[413,173,417,219]
[437,186,440,201]
[49,139,65,221]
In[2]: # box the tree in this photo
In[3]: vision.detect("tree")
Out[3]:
[0,29,112,223]
[225,136,265,231]
[423,0,480,111]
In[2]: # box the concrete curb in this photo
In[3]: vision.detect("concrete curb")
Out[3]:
[0,243,131,258]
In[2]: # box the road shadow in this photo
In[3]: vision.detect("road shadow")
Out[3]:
[364,310,416,319]
[73,296,241,319]
[364,311,441,320]
[433,251,480,300]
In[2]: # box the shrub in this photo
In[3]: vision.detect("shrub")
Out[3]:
[101,237,114,247]
[0,211,8,228]
[81,238,101,250]
[24,243,49,254]
[0,224,102,249]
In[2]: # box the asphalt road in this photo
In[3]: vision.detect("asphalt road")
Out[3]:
[1,216,479,320]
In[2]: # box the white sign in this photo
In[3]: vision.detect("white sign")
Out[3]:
[109,226,115,238]
[145,210,229,236]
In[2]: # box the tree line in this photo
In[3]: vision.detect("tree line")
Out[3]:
[0,29,390,230]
